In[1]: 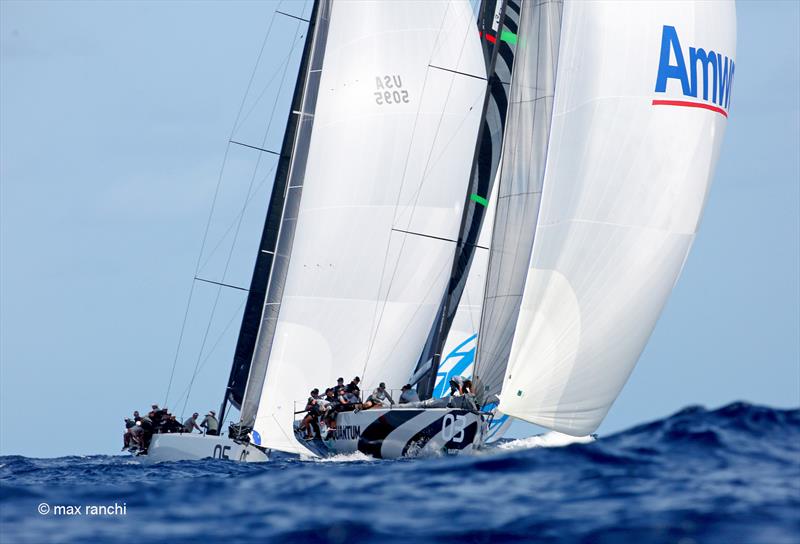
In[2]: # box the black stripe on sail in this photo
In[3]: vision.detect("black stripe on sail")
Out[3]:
[357,410,424,459]
[503,16,518,35]
[498,43,514,75]
[489,76,509,131]
[506,0,521,15]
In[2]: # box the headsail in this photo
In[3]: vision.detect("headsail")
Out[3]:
[497,0,737,435]
[414,0,520,400]
[250,0,487,454]
[474,0,563,398]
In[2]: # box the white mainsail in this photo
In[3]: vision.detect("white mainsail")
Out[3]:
[497,0,737,435]
[251,0,487,454]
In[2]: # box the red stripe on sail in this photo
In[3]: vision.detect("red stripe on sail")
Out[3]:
[651,99,728,118]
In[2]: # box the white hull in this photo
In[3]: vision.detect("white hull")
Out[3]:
[298,408,488,459]
[140,433,269,464]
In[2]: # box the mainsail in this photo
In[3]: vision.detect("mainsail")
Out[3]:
[474,0,562,398]
[247,0,487,454]
[494,0,737,435]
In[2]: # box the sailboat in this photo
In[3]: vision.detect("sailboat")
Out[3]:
[141,0,736,462]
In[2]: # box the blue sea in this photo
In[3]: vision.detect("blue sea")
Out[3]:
[1,402,798,544]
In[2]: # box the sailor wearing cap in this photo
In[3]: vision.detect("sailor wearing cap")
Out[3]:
[200,410,219,436]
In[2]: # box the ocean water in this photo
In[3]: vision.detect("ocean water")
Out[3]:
[1,402,798,544]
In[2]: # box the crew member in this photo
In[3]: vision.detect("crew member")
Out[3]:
[200,411,219,436]
[183,412,201,433]
[346,376,361,397]
[399,384,420,404]
[364,382,394,409]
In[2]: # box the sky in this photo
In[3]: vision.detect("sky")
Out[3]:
[1,0,798,458]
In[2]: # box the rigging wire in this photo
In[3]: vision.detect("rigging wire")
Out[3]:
[361,3,479,381]
[169,297,248,414]
[197,162,278,275]
[180,12,308,418]
[196,31,306,278]
[164,3,284,407]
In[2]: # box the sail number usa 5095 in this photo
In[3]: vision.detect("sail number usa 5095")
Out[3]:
[374,75,409,105]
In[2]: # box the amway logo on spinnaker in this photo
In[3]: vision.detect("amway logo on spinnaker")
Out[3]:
[653,25,735,117]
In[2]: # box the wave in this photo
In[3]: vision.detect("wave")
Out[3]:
[304,451,376,463]
[496,431,596,450]
[1,402,798,544]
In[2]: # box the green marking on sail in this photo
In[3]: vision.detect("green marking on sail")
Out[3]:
[500,30,517,45]
[471,193,488,207]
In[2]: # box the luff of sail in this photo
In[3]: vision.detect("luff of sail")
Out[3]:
[239,0,331,430]
[252,0,487,455]
[223,1,320,416]
[498,0,737,435]
[474,0,563,398]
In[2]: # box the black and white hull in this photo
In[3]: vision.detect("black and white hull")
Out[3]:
[138,433,269,464]
[297,408,488,459]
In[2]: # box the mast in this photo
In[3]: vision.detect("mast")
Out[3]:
[414,0,510,400]
[219,0,321,426]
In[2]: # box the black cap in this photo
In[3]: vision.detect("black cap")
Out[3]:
[401,384,411,390]
[337,377,344,382]
[353,376,360,382]
[379,382,386,388]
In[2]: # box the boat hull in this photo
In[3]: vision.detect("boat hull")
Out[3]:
[140,433,269,464]
[298,408,488,459]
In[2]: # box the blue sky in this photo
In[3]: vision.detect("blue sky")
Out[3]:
[1,0,798,458]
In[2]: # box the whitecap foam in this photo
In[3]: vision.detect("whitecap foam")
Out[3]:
[498,431,595,450]
[304,451,376,463]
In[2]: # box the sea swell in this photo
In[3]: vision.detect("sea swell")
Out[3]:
[1,402,798,544]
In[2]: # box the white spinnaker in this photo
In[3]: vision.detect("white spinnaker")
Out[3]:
[255,0,486,454]
[499,1,736,435]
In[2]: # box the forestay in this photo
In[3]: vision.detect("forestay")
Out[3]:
[498,1,737,435]
[252,0,487,454]
[475,0,563,398]
[420,0,520,401]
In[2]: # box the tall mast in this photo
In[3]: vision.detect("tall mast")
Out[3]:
[219,0,321,426]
